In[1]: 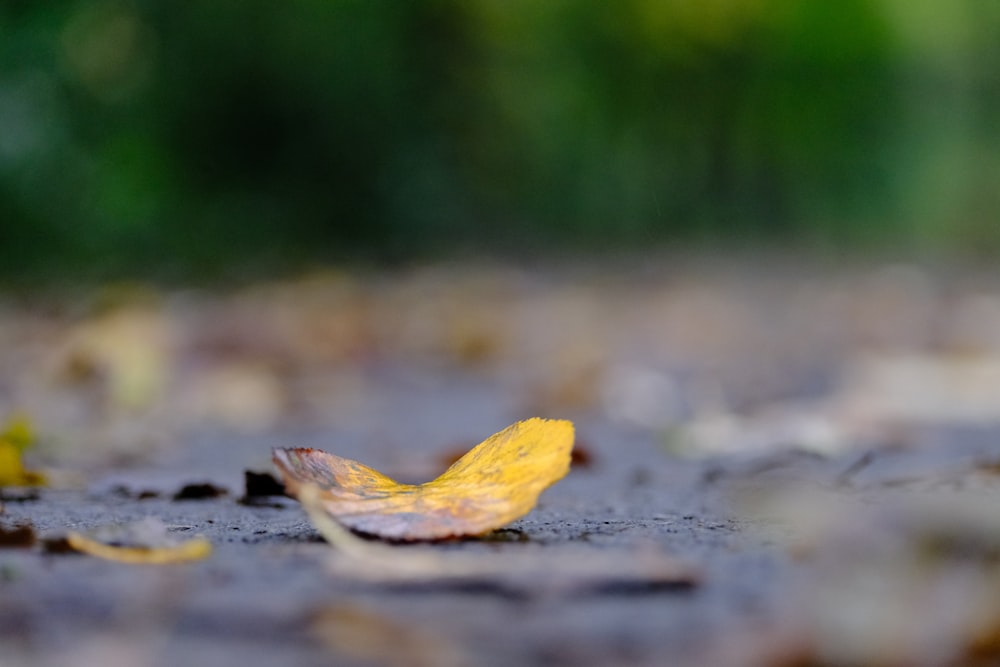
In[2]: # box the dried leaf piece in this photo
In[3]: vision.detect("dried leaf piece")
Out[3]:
[172,482,228,501]
[569,441,595,468]
[242,470,286,498]
[66,517,211,564]
[0,523,36,548]
[239,470,288,507]
[67,533,211,564]
[40,536,77,554]
[274,418,574,540]
[0,414,46,487]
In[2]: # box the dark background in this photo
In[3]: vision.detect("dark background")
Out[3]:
[1,0,998,281]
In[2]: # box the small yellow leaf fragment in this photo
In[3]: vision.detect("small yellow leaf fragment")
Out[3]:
[65,518,212,564]
[274,417,575,540]
[0,413,46,487]
[1,414,34,451]
[66,531,212,564]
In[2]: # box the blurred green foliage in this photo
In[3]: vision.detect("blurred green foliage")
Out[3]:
[0,1,998,280]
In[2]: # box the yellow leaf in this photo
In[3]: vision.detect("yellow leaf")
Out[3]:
[0,414,46,487]
[273,418,574,540]
[65,517,212,564]
[66,532,212,564]
[1,414,34,451]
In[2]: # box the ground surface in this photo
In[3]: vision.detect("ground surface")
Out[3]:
[3,258,1000,667]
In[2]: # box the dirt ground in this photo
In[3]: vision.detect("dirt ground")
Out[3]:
[4,258,1000,667]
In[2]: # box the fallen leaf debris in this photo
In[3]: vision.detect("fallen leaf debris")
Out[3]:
[0,522,36,548]
[172,482,228,501]
[239,470,287,506]
[274,418,574,540]
[0,414,46,488]
[65,517,212,564]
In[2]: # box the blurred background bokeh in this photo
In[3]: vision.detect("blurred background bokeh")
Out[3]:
[4,1,1000,474]
[2,0,999,282]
